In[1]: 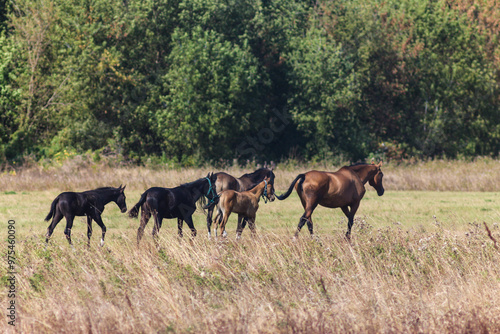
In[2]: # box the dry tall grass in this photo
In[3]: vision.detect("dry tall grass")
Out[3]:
[1,157,499,192]
[1,158,499,333]
[6,228,500,333]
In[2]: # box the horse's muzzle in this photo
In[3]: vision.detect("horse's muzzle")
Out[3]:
[121,207,128,213]
[377,189,385,196]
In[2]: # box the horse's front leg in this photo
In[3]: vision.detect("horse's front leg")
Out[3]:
[236,215,244,239]
[247,217,256,236]
[213,211,221,237]
[184,215,197,238]
[342,202,360,240]
[206,206,214,238]
[86,215,93,247]
[93,215,107,247]
[177,218,184,237]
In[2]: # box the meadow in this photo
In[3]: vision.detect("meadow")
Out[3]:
[1,158,500,333]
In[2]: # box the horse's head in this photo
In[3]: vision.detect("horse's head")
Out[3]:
[368,162,384,196]
[266,169,276,202]
[263,176,276,202]
[204,172,219,202]
[116,185,128,213]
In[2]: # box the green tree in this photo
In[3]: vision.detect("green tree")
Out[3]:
[155,28,268,163]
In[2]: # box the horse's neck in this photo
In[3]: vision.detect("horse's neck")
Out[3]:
[352,166,377,184]
[248,182,265,198]
[94,191,116,205]
[187,181,205,200]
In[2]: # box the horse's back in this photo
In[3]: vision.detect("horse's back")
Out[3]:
[53,192,88,215]
[215,172,239,192]
[300,169,365,208]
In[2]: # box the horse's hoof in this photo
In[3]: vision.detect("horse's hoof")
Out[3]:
[222,230,228,237]
[100,239,104,247]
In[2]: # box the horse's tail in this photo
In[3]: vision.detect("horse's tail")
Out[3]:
[276,174,305,200]
[128,191,148,218]
[44,196,59,221]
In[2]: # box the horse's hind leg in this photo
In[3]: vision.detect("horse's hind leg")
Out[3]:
[63,215,75,246]
[219,211,231,237]
[151,211,163,239]
[137,206,151,245]
[295,202,318,238]
[213,208,222,237]
[45,210,63,243]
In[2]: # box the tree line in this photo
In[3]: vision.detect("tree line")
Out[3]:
[0,0,499,166]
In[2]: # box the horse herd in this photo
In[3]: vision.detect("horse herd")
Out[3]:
[44,162,384,247]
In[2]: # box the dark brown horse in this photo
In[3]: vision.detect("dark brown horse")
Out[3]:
[277,162,384,239]
[206,168,276,237]
[210,177,275,239]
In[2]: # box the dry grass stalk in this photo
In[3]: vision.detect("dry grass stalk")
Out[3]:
[484,222,499,250]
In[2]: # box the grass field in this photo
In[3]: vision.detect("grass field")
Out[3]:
[1,159,500,333]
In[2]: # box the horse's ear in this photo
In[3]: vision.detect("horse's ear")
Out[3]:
[122,185,126,191]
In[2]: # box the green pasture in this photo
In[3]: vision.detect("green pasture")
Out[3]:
[2,190,499,245]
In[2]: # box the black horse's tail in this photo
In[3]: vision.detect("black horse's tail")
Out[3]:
[276,174,305,200]
[45,196,59,221]
[128,191,148,218]
[203,195,220,211]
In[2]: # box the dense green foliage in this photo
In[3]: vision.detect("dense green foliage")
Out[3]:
[0,0,499,165]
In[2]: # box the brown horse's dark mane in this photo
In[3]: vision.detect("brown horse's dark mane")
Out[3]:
[240,168,273,183]
[348,162,370,167]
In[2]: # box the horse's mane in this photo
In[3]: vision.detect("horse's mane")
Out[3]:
[83,187,120,195]
[245,179,266,191]
[181,177,206,189]
[93,187,118,191]
[348,162,369,167]
[240,168,274,183]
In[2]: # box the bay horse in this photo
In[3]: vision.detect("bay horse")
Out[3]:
[210,177,275,238]
[128,173,217,244]
[45,185,127,246]
[277,162,384,239]
[206,168,276,237]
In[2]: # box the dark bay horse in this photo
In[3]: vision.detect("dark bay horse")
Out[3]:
[45,185,127,246]
[209,177,275,239]
[206,168,276,237]
[128,173,217,244]
[277,162,384,239]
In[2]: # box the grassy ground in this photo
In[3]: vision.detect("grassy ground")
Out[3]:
[1,159,500,333]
